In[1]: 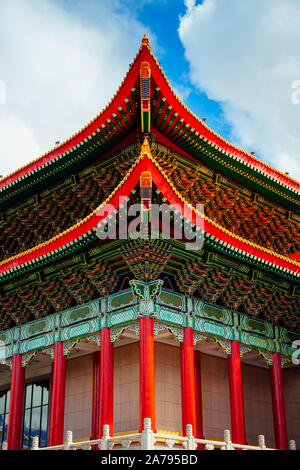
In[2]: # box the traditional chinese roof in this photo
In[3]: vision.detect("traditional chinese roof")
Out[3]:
[0,37,299,334]
[0,138,299,278]
[0,35,299,209]
[0,139,299,333]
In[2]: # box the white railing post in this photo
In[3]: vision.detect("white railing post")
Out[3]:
[224,429,233,450]
[31,436,40,450]
[2,441,7,450]
[290,440,296,450]
[64,431,73,450]
[186,424,196,450]
[258,435,266,450]
[141,418,155,450]
[100,425,110,450]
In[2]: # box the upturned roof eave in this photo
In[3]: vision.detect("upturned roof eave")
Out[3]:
[0,143,299,282]
[1,36,299,201]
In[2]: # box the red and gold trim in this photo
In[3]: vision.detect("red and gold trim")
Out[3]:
[140,61,151,133]
[1,35,298,197]
[0,140,299,277]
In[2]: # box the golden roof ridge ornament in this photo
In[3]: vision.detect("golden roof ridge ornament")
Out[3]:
[141,33,150,49]
[140,136,152,158]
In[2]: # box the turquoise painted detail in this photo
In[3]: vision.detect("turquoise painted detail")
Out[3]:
[109,308,137,327]
[0,285,297,362]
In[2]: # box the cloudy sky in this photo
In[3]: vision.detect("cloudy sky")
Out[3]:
[0,0,300,179]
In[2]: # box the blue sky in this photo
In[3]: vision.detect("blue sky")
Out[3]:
[59,0,232,139]
[133,0,231,137]
[0,0,300,179]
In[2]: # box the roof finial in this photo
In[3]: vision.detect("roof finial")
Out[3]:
[141,34,150,49]
[140,136,152,158]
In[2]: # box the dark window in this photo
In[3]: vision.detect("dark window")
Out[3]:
[0,389,10,444]
[22,379,50,449]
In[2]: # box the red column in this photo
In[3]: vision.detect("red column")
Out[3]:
[228,340,246,445]
[180,328,197,437]
[92,351,101,441]
[270,352,288,450]
[49,342,67,446]
[7,354,25,450]
[140,317,155,432]
[194,350,204,448]
[99,328,114,437]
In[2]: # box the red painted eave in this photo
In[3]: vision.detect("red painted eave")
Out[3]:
[1,37,299,196]
[289,252,300,262]
[0,155,299,277]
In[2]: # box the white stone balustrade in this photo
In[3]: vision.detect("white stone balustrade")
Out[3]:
[289,440,296,450]
[1,419,297,451]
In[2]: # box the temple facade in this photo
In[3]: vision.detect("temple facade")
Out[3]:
[0,36,299,451]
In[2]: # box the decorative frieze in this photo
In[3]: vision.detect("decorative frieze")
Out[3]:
[41,346,55,359]
[0,344,12,364]
[60,318,100,342]
[130,279,163,317]
[156,307,185,327]
[280,356,291,367]
[60,301,98,328]
[159,291,185,311]
[239,345,252,357]
[20,332,54,355]
[63,339,80,356]
[193,332,207,345]
[194,317,233,341]
[214,338,231,355]
[247,334,274,352]
[0,285,298,363]
[153,321,183,342]
[108,290,136,312]
[20,314,56,341]
[86,333,101,346]
[111,322,140,342]
[153,321,168,335]
[240,314,274,339]
[109,308,137,327]
[257,350,273,366]
[195,301,232,325]
[22,351,38,367]
[168,326,184,343]
[0,329,14,346]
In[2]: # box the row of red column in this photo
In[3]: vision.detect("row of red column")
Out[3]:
[6,326,289,450]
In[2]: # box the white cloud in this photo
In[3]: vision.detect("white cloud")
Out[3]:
[179,0,300,180]
[173,83,193,102]
[0,0,152,177]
